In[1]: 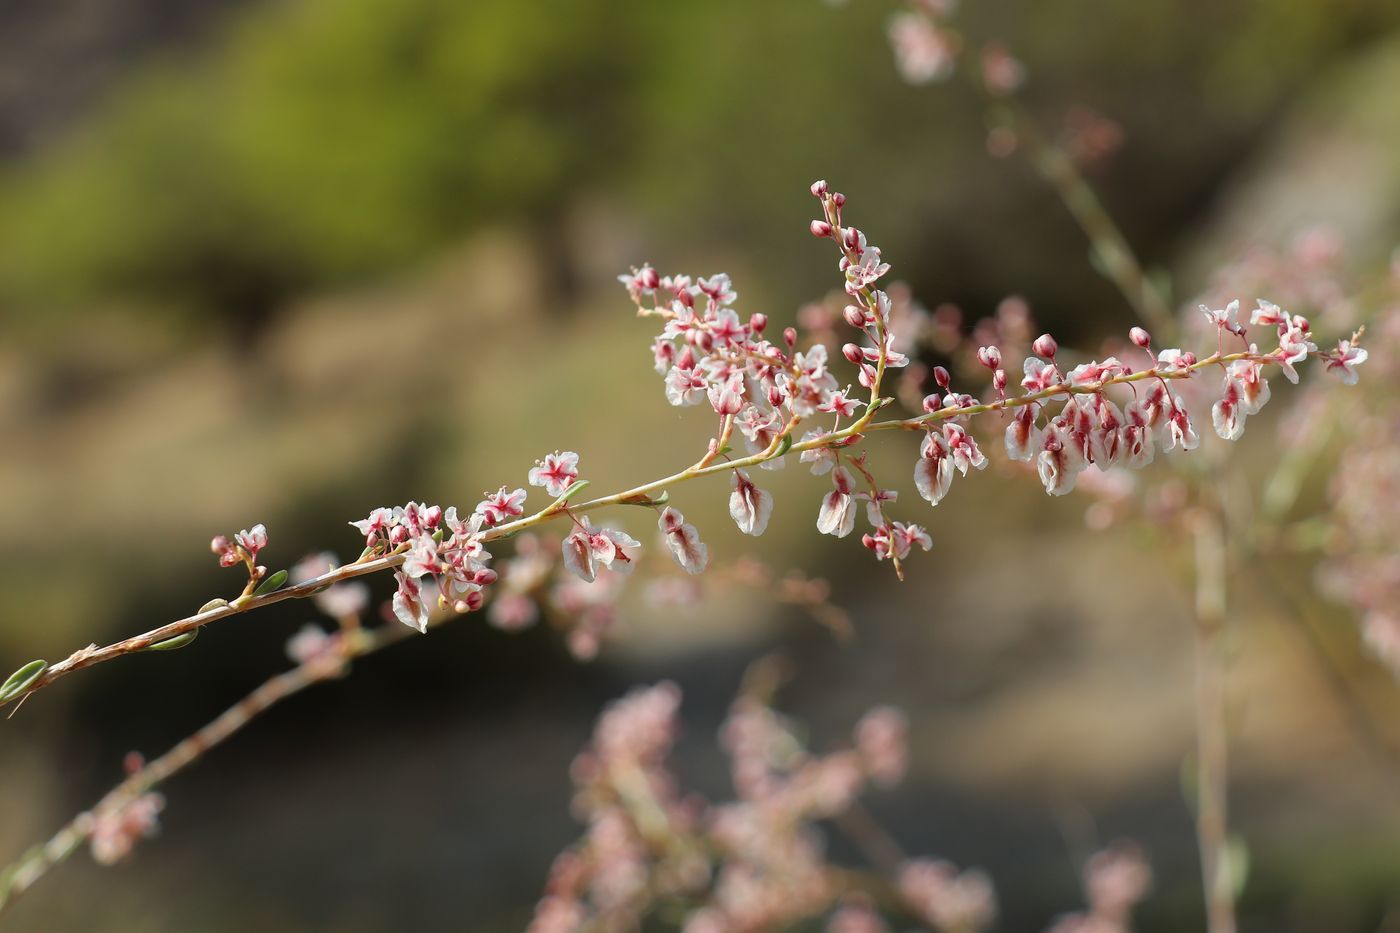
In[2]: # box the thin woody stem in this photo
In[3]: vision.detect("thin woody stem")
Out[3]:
[0,622,415,912]
[1192,501,1237,933]
[2,348,1299,708]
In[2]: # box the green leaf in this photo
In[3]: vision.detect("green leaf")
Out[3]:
[0,660,48,703]
[772,433,793,458]
[546,479,591,511]
[1227,834,1251,898]
[253,569,289,596]
[146,630,199,652]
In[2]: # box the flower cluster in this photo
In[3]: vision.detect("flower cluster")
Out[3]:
[88,792,164,866]
[1046,841,1153,933]
[620,183,1365,580]
[209,524,267,574]
[529,681,994,932]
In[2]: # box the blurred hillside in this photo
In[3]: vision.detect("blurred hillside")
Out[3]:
[1,1,1399,931]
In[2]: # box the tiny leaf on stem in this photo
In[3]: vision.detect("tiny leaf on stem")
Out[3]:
[0,660,47,703]
[253,569,289,596]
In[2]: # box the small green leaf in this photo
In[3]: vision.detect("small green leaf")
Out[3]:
[1226,834,1251,898]
[546,479,591,511]
[772,433,793,457]
[253,569,289,596]
[0,660,47,703]
[146,630,199,652]
[198,597,230,613]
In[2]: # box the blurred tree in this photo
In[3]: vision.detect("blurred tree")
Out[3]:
[0,0,635,346]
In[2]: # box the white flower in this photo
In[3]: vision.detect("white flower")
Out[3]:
[817,467,858,538]
[729,470,774,536]
[659,507,709,574]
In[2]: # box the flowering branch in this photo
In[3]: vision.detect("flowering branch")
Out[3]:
[1,184,1366,713]
[0,618,414,911]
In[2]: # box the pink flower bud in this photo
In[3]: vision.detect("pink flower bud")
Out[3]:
[832,192,846,208]
[843,227,860,251]
[783,327,797,347]
[1129,326,1151,348]
[810,220,833,238]
[922,394,943,413]
[976,345,1002,369]
[638,266,659,290]
[749,313,767,333]
[210,535,230,555]
[810,179,829,198]
[933,365,951,389]
[844,305,867,328]
[993,369,1007,391]
[842,343,864,364]
[1033,333,1058,358]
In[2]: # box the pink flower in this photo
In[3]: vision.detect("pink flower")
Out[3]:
[659,507,709,575]
[666,366,708,407]
[707,374,746,415]
[857,486,898,526]
[475,486,528,527]
[1325,338,1368,384]
[234,524,268,560]
[391,571,431,633]
[1021,357,1061,392]
[1249,298,1289,328]
[1276,321,1318,384]
[863,522,932,562]
[285,623,338,666]
[1201,299,1244,335]
[819,386,860,418]
[914,430,954,506]
[943,423,987,475]
[529,451,581,497]
[817,467,858,538]
[1004,405,1043,462]
[888,12,956,84]
[1162,406,1200,453]
[1037,423,1088,496]
[562,519,642,583]
[898,859,997,932]
[90,793,165,866]
[855,706,908,786]
[729,469,774,536]
[350,507,396,545]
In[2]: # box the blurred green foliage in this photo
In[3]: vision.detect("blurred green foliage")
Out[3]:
[0,0,1398,338]
[0,0,635,333]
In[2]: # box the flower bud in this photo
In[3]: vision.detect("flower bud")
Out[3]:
[922,394,943,413]
[810,220,833,238]
[976,345,1002,369]
[1129,326,1151,348]
[832,192,846,208]
[842,343,864,364]
[810,179,829,198]
[844,305,867,328]
[1033,333,1058,358]
[933,365,951,389]
[749,313,768,333]
[210,535,231,555]
[843,227,860,251]
[783,327,798,347]
[638,266,659,290]
[993,369,1007,391]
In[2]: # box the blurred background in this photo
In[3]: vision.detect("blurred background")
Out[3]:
[1,0,1400,929]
